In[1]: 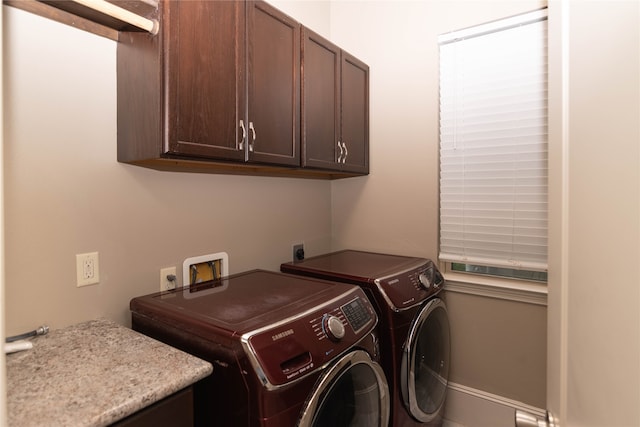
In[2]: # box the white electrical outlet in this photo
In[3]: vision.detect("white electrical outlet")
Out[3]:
[76,252,100,287]
[160,266,177,292]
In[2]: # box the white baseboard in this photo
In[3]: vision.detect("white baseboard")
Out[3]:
[444,382,546,427]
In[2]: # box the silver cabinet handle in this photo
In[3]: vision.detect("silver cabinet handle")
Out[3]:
[239,119,246,150]
[337,141,347,164]
[249,121,256,152]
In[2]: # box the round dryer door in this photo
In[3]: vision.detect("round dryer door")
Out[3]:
[401,297,451,423]
[298,349,390,427]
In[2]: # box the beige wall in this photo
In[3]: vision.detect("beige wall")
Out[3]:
[445,292,547,408]
[328,0,548,409]
[271,0,330,38]
[0,4,5,425]
[546,1,640,425]
[3,3,333,333]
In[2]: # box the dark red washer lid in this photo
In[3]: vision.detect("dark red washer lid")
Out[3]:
[130,270,354,335]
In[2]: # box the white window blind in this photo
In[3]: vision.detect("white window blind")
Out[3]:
[438,9,548,272]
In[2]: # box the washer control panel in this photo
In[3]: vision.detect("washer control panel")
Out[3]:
[244,287,376,388]
[341,297,372,333]
[375,259,444,311]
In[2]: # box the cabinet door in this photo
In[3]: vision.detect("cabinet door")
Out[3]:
[340,52,369,174]
[113,387,193,427]
[247,1,300,166]
[301,27,341,170]
[165,0,246,161]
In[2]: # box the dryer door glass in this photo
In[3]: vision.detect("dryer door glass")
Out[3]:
[402,298,451,422]
[298,350,390,427]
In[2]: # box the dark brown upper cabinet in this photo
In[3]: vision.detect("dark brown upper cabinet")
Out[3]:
[118,0,300,171]
[301,27,369,174]
[247,2,300,166]
[118,1,368,179]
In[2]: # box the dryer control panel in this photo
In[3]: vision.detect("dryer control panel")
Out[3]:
[242,287,376,390]
[374,259,444,311]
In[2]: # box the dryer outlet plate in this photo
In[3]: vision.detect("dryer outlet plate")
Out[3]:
[183,252,229,287]
[293,243,305,262]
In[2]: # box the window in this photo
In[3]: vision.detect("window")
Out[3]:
[438,9,548,282]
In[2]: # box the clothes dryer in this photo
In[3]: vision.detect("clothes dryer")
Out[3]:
[282,250,450,427]
[130,269,390,427]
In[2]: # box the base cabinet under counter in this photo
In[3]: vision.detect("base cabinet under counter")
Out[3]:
[112,387,194,427]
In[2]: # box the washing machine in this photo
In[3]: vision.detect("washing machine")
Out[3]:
[281,250,450,427]
[130,269,390,427]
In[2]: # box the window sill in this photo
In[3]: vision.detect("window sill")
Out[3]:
[443,272,547,306]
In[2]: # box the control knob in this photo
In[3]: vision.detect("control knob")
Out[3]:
[418,270,433,290]
[322,315,345,342]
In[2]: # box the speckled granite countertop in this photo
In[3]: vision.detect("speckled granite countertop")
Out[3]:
[6,318,213,427]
